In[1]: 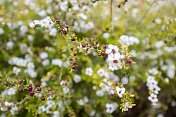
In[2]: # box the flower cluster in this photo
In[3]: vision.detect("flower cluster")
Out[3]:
[30,16,57,36]
[105,44,122,71]
[119,35,139,46]
[9,57,37,78]
[146,69,161,104]
[105,44,133,71]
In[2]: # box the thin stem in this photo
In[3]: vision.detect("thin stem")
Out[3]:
[58,67,63,85]
[110,0,113,27]
[140,0,156,24]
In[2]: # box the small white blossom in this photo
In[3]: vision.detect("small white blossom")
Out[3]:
[85,67,93,76]
[119,35,139,46]
[49,28,57,36]
[148,68,158,75]
[42,59,50,66]
[52,59,63,67]
[13,67,21,75]
[73,74,82,83]
[0,28,4,35]
[97,68,105,77]
[63,87,69,94]
[123,102,132,111]
[40,52,48,60]
[96,90,104,97]
[116,87,125,98]
[105,44,119,55]
[38,106,46,114]
[103,32,110,39]
[77,97,89,106]
[106,102,118,114]
[148,93,158,103]
[6,41,14,49]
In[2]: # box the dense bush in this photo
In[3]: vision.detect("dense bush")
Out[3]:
[0,0,176,117]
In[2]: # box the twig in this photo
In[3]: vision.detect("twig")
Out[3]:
[110,0,113,27]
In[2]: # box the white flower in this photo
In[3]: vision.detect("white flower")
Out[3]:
[155,41,164,48]
[106,103,118,114]
[148,68,158,75]
[119,35,139,46]
[108,61,122,71]
[77,97,89,106]
[10,105,18,115]
[38,106,46,114]
[52,59,63,67]
[8,57,28,67]
[5,102,14,106]
[107,52,121,62]
[146,74,160,103]
[79,13,87,20]
[49,28,57,36]
[105,44,119,55]
[28,35,33,41]
[146,76,158,89]
[152,86,161,94]
[77,99,84,106]
[103,33,110,39]
[123,102,132,111]
[155,18,162,24]
[20,25,28,36]
[73,4,79,10]
[116,87,125,98]
[85,67,93,76]
[13,67,21,75]
[29,22,35,28]
[73,74,82,83]
[97,68,105,77]
[45,106,52,114]
[0,28,4,35]
[60,1,68,11]
[47,100,55,108]
[63,87,69,94]
[6,41,14,49]
[96,90,104,97]
[53,111,60,117]
[121,77,128,85]
[83,96,89,103]
[119,35,129,45]
[1,88,16,96]
[42,59,50,66]
[40,52,48,60]
[27,62,35,69]
[30,16,54,30]
[26,68,37,78]
[105,44,122,71]
[167,65,175,79]
[148,93,158,103]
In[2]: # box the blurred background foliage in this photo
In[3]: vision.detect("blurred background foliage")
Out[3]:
[0,0,176,117]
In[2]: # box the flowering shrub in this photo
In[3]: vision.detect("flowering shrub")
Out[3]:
[0,0,176,116]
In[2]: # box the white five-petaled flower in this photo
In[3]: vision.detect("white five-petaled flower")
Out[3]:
[105,44,122,71]
[97,68,105,77]
[123,102,132,111]
[146,74,160,104]
[116,87,125,98]
[85,67,93,76]
[148,93,158,103]
[106,102,118,114]
[40,52,48,60]
[73,74,82,83]
[105,44,119,55]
